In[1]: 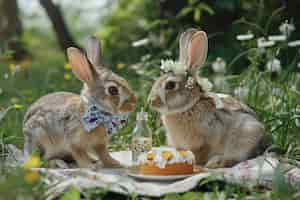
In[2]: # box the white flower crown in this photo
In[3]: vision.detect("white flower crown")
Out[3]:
[160,59,186,74]
[160,59,212,91]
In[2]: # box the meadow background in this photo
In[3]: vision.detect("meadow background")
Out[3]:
[0,0,300,199]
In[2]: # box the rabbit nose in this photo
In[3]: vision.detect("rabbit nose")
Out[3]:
[148,96,162,108]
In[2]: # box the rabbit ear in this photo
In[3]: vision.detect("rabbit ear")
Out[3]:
[179,28,197,66]
[179,29,208,71]
[85,36,102,67]
[67,47,95,84]
[188,31,208,69]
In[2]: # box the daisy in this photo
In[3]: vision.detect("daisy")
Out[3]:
[3,73,9,79]
[132,38,149,47]
[271,87,281,96]
[257,37,275,48]
[268,35,287,41]
[211,57,226,74]
[234,86,249,99]
[160,59,186,74]
[279,20,295,37]
[213,76,229,91]
[266,58,281,73]
[288,40,300,47]
[236,33,254,41]
[195,77,212,91]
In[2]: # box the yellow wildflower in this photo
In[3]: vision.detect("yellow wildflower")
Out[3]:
[117,63,125,70]
[13,104,23,110]
[20,59,32,70]
[23,155,41,170]
[27,97,34,103]
[23,155,41,184]
[9,63,16,73]
[24,171,40,184]
[64,63,72,70]
[64,73,72,81]
[9,63,21,74]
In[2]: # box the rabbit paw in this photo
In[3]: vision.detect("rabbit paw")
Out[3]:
[103,159,122,168]
[48,159,71,168]
[205,155,224,168]
[206,156,237,168]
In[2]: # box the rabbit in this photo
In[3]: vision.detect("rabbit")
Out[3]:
[23,36,136,168]
[148,28,268,168]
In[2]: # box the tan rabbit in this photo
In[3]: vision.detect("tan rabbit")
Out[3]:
[148,28,267,168]
[23,36,136,168]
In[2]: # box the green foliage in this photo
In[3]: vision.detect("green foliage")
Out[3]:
[97,0,160,64]
[60,187,81,200]
[0,167,44,200]
[177,1,215,22]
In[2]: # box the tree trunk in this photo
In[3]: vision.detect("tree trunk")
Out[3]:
[39,0,78,51]
[0,0,27,61]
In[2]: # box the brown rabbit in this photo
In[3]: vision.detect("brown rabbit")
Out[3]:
[148,28,267,168]
[23,36,136,168]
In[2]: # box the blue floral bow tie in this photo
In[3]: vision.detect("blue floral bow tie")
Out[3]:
[81,95,128,138]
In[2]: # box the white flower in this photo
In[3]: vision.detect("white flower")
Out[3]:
[288,40,300,47]
[257,37,275,48]
[268,96,282,108]
[196,77,213,91]
[296,74,300,82]
[160,59,186,74]
[13,64,21,74]
[132,38,149,47]
[279,20,295,37]
[271,87,281,95]
[213,76,228,91]
[266,58,281,73]
[295,118,300,128]
[52,0,60,5]
[234,86,249,99]
[268,35,287,41]
[211,57,226,74]
[236,33,254,41]
[3,73,9,79]
[296,105,300,113]
[185,76,195,89]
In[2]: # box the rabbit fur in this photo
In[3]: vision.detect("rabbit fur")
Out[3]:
[148,28,267,168]
[23,36,136,168]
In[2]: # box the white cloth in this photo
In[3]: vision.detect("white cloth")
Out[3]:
[28,151,300,200]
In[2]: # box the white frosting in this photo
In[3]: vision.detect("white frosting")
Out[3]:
[137,147,195,169]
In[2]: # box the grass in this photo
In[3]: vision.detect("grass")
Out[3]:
[1,25,300,200]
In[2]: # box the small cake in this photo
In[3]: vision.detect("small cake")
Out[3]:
[137,147,195,175]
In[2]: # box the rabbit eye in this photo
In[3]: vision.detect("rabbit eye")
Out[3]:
[165,81,177,90]
[108,86,119,96]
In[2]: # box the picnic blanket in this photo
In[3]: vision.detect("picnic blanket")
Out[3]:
[5,147,300,200]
